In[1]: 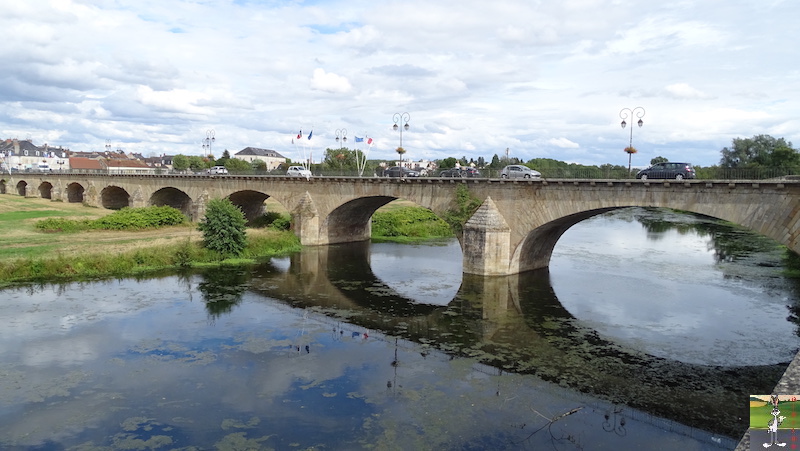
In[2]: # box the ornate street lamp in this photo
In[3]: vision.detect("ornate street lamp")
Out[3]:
[392,112,410,164]
[202,129,215,157]
[335,128,347,150]
[619,107,645,174]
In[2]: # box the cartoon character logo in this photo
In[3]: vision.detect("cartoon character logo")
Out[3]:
[764,395,787,448]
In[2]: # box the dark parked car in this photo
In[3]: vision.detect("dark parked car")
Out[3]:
[439,167,481,178]
[438,168,463,177]
[384,166,419,177]
[636,162,696,180]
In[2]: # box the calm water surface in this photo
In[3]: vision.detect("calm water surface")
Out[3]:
[0,207,797,450]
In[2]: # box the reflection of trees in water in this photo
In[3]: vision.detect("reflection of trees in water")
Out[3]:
[197,266,249,319]
[631,207,779,262]
[630,207,800,336]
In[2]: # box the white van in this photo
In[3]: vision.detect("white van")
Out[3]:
[207,166,228,175]
[286,166,312,178]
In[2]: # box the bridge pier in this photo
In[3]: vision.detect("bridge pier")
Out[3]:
[463,197,512,276]
[292,192,322,245]
[192,191,210,222]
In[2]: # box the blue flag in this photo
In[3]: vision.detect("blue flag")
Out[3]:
[307,130,313,140]
[355,137,364,143]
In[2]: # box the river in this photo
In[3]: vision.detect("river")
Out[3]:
[0,207,797,450]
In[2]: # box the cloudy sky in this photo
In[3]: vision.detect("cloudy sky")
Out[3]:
[1,0,797,167]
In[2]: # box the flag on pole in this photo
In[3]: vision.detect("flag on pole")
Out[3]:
[308,130,313,140]
[367,137,373,145]
[355,137,364,143]
[297,130,302,139]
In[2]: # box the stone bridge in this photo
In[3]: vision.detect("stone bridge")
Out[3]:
[2,173,798,276]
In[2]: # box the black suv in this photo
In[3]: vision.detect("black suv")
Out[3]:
[384,166,419,177]
[636,162,696,180]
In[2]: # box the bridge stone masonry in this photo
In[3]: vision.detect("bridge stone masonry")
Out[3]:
[2,172,800,276]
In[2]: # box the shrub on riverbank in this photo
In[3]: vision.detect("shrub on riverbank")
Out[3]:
[198,198,248,257]
[249,211,291,230]
[371,206,453,242]
[442,184,482,235]
[36,206,186,232]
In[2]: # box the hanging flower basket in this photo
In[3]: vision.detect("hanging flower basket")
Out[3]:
[624,146,638,154]
[395,146,406,155]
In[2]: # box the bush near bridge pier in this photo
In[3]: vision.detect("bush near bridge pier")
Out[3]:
[198,198,248,258]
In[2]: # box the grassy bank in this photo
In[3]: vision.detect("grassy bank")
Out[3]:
[370,204,454,243]
[0,196,300,286]
[0,196,454,286]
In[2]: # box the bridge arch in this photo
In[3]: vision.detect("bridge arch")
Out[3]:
[100,185,130,210]
[227,190,272,223]
[512,208,617,272]
[326,196,398,243]
[66,182,85,203]
[150,187,193,218]
[16,180,27,197]
[508,181,800,274]
[0,179,6,195]
[38,181,53,199]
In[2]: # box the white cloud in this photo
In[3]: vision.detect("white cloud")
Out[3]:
[548,138,580,149]
[309,68,353,94]
[664,83,711,100]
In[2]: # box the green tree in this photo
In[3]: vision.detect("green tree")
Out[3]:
[650,156,668,165]
[489,154,501,169]
[438,157,458,169]
[224,158,252,173]
[197,198,247,257]
[172,154,190,171]
[720,135,799,168]
[323,147,359,170]
[214,150,232,166]
[251,159,267,171]
[188,155,209,172]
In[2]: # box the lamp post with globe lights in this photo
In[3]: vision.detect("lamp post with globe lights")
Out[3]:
[202,129,216,159]
[392,112,410,166]
[335,128,347,150]
[619,107,645,175]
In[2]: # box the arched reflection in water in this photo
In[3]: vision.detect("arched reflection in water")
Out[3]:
[549,207,800,365]
[247,238,788,439]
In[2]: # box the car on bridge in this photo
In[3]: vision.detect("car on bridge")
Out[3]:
[384,166,420,177]
[636,162,696,180]
[287,166,312,178]
[207,166,228,175]
[438,167,481,178]
[500,165,541,179]
[438,168,463,177]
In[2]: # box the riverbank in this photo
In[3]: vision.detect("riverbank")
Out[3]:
[0,196,301,286]
[0,196,454,286]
